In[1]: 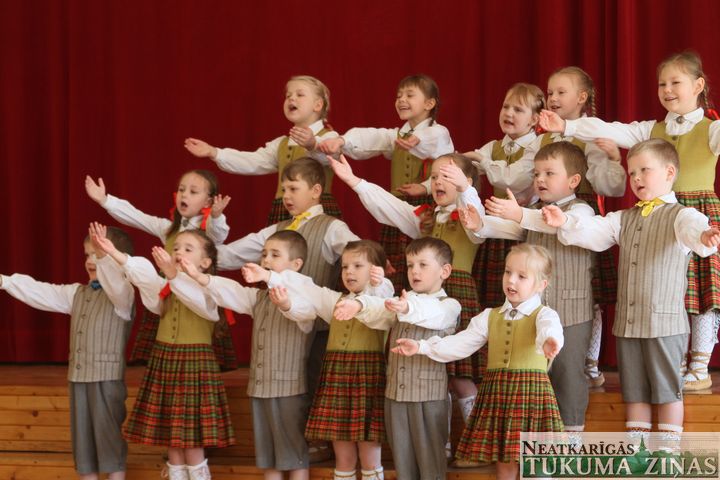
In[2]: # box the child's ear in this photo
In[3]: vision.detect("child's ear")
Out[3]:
[311,183,322,199]
[666,163,678,182]
[204,196,213,208]
[313,97,324,113]
[568,173,582,190]
[440,263,452,280]
[578,90,589,105]
[693,77,706,98]
[199,257,212,271]
[291,257,304,272]
[424,97,437,112]
[530,112,540,127]
[537,278,549,292]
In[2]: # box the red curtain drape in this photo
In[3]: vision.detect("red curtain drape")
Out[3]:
[1,0,720,365]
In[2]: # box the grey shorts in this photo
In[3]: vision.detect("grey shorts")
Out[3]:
[616,334,687,404]
[251,395,310,471]
[69,380,128,475]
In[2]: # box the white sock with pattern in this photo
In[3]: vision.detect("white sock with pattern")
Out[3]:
[334,469,357,480]
[361,466,384,480]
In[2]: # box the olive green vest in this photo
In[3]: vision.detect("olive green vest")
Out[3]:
[429,214,479,273]
[391,131,430,193]
[276,127,333,198]
[156,293,215,345]
[491,140,526,198]
[650,118,716,192]
[540,133,592,195]
[487,305,547,371]
[326,313,385,352]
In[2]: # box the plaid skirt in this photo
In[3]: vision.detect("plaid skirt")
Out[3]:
[444,270,485,383]
[472,238,516,308]
[380,194,434,292]
[266,193,342,226]
[577,192,618,306]
[456,369,564,464]
[676,191,720,314]
[305,350,386,443]
[124,341,235,449]
[129,309,238,371]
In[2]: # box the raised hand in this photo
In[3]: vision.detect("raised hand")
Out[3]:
[541,205,568,228]
[268,286,291,311]
[211,194,231,218]
[385,289,409,314]
[152,246,177,279]
[241,263,270,284]
[317,137,345,155]
[85,176,108,205]
[183,137,217,159]
[333,298,363,321]
[538,109,566,133]
[390,338,420,356]
[328,154,361,188]
[594,138,622,162]
[701,227,720,248]
[395,134,420,151]
[543,337,561,359]
[369,265,385,287]
[485,189,523,222]
[439,159,469,192]
[396,183,428,197]
[458,204,484,232]
[88,222,108,258]
[288,126,317,149]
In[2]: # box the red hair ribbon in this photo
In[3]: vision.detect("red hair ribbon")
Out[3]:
[169,192,177,219]
[158,282,172,300]
[535,125,547,135]
[707,108,720,121]
[450,210,460,221]
[422,158,433,180]
[414,204,432,216]
[596,195,606,216]
[199,207,212,231]
[224,308,236,326]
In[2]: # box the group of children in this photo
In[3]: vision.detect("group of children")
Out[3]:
[2,50,720,480]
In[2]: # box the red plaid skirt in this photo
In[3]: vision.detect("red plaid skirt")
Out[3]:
[444,270,485,383]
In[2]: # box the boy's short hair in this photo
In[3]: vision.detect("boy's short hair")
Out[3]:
[406,237,453,266]
[343,240,387,267]
[280,157,326,192]
[435,153,479,186]
[627,138,680,171]
[534,141,587,180]
[266,230,308,262]
[85,226,134,256]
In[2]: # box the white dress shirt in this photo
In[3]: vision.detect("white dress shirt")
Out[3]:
[214,119,339,173]
[102,194,229,245]
[417,294,563,362]
[217,204,360,270]
[557,191,718,257]
[354,288,461,332]
[472,131,538,202]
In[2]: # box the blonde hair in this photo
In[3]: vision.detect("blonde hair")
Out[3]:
[505,83,546,115]
[550,66,596,116]
[507,243,553,286]
[657,51,714,112]
[287,75,331,119]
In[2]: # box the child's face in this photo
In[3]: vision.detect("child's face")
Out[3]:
[395,85,435,127]
[406,248,451,294]
[657,64,704,115]
[84,240,97,281]
[281,177,321,216]
[627,152,676,201]
[430,157,464,207]
[172,233,212,272]
[341,250,373,294]
[546,74,587,120]
[176,172,213,218]
[533,156,580,203]
[503,252,547,307]
[499,93,538,139]
[284,80,323,127]
[260,239,302,273]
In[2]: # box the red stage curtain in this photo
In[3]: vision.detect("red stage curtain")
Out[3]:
[1,0,720,365]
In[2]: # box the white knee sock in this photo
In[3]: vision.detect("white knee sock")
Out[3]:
[334,469,357,480]
[585,306,603,377]
[187,459,211,480]
[686,310,718,381]
[456,394,476,424]
[361,466,384,480]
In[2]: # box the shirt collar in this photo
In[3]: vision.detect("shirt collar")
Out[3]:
[499,293,542,316]
[409,287,448,299]
[297,204,324,219]
[434,203,457,214]
[400,117,432,136]
[664,107,704,125]
[308,119,326,135]
[550,193,577,206]
[503,131,536,149]
[657,191,678,204]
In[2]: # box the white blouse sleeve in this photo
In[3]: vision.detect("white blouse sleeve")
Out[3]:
[95,256,134,321]
[102,194,171,242]
[352,180,421,238]
[0,274,79,315]
[417,309,490,362]
[341,127,397,160]
[170,273,219,321]
[583,140,627,197]
[213,136,284,176]
[563,117,654,149]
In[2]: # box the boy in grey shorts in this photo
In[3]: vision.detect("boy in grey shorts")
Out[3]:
[0,224,134,479]
[543,138,720,438]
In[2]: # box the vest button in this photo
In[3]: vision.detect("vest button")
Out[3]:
[637,226,642,231]
[399,366,405,371]
[629,301,635,306]
[257,363,262,368]
[633,244,639,248]
[258,345,264,350]
[399,384,405,389]
[81,314,86,319]
[505,341,510,345]
[76,365,81,369]
[672,136,678,141]
[77,348,81,353]
[631,261,637,266]
[256,380,261,385]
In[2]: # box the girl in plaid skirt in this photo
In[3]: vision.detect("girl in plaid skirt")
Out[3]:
[184,75,342,225]
[318,74,454,293]
[392,244,565,480]
[85,170,237,371]
[93,229,235,480]
[540,51,720,391]
[284,240,394,480]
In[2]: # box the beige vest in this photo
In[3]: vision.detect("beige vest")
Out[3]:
[68,286,133,382]
[487,305,547,371]
[385,300,456,402]
[491,140,526,198]
[650,118,716,192]
[540,133,593,195]
[248,290,312,398]
[429,213,479,273]
[276,129,333,198]
[615,204,691,338]
[390,131,430,193]
[278,214,340,331]
[526,199,595,326]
